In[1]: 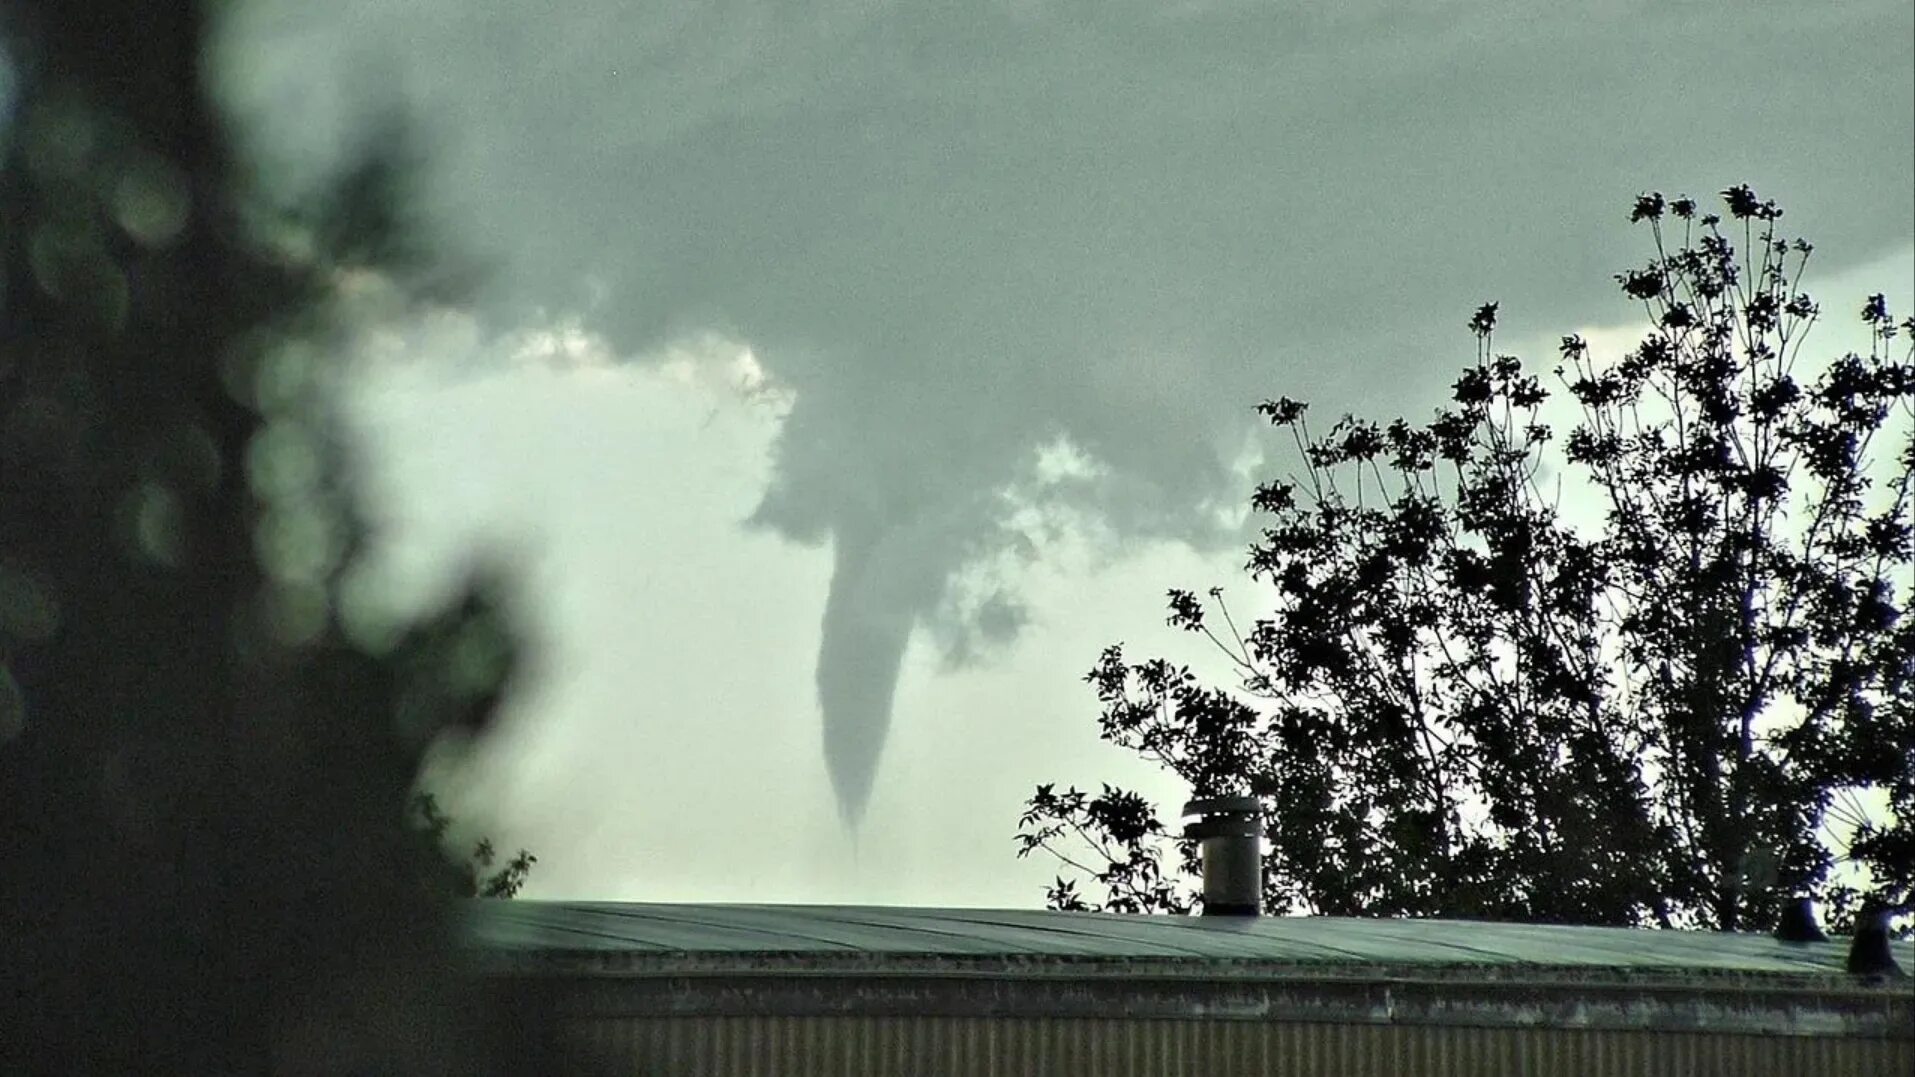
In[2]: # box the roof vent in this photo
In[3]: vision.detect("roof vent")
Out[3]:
[1846,905,1906,978]
[1774,896,1827,943]
[1181,796,1262,917]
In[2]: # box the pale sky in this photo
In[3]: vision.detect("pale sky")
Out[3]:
[210,1,1914,906]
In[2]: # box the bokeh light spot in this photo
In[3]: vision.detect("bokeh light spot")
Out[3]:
[337,566,403,656]
[245,420,321,499]
[265,580,329,648]
[0,560,61,641]
[112,157,191,247]
[28,223,128,333]
[253,501,339,584]
[21,101,94,181]
[0,663,24,745]
[253,342,316,414]
[129,482,185,568]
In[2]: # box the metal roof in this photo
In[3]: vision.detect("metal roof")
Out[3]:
[463,901,1908,977]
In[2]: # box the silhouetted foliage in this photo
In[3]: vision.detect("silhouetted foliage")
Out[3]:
[412,791,538,899]
[0,4,577,1072]
[1020,188,1914,933]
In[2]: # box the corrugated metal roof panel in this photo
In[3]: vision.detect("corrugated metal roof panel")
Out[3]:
[462,901,1910,976]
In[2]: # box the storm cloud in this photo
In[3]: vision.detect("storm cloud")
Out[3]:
[217,0,1914,823]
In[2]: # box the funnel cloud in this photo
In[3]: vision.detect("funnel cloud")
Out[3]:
[814,516,915,823]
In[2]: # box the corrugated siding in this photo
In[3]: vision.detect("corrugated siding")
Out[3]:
[563,1015,1911,1077]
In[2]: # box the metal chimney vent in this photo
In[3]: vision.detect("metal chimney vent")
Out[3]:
[1775,896,1828,943]
[1182,796,1262,917]
[1847,905,1908,978]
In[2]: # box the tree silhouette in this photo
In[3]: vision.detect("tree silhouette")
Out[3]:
[1019,188,1913,933]
[0,4,571,1072]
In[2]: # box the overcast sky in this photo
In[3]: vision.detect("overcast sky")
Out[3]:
[210,1,1914,907]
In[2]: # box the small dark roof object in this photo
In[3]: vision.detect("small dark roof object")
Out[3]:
[1846,906,1907,978]
[1775,896,1828,943]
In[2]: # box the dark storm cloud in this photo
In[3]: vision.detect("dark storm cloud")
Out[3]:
[218,0,1915,820]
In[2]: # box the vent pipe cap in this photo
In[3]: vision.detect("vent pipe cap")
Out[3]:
[1181,796,1262,917]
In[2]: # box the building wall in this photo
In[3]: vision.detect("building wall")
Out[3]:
[563,1015,1911,1077]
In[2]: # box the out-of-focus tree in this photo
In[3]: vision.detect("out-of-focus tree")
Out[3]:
[1019,188,1913,934]
[0,3,576,1072]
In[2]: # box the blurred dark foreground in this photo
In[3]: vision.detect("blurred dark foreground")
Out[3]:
[0,4,596,1072]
